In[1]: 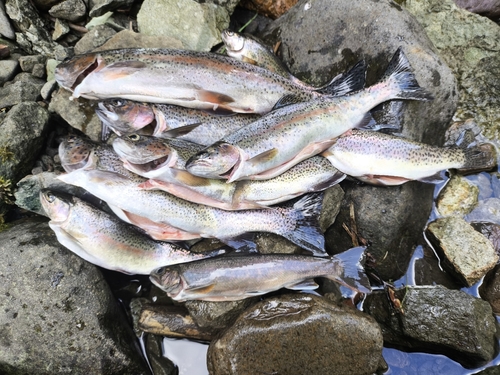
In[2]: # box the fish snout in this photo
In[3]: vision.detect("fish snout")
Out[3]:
[55,53,99,92]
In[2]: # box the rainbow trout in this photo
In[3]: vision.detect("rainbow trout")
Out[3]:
[150,246,370,302]
[185,48,433,182]
[113,134,345,210]
[322,129,497,185]
[55,48,328,114]
[40,189,226,275]
[96,99,260,144]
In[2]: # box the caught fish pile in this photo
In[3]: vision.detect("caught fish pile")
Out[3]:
[46,30,496,301]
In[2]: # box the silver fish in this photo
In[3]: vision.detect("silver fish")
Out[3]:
[185,48,433,182]
[150,246,370,301]
[322,129,497,185]
[40,189,226,275]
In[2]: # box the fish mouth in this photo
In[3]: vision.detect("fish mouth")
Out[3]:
[123,154,172,174]
[55,53,103,92]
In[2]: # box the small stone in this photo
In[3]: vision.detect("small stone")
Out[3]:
[0,1,15,39]
[89,0,135,18]
[52,18,70,41]
[0,78,43,108]
[74,24,117,55]
[48,0,87,22]
[436,175,479,216]
[479,265,500,314]
[0,58,19,86]
[31,63,46,78]
[41,79,58,100]
[426,216,499,286]
[19,55,47,73]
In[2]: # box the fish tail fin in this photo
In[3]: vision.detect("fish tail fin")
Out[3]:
[325,246,371,293]
[316,59,367,96]
[281,192,326,256]
[380,47,434,101]
[454,129,498,172]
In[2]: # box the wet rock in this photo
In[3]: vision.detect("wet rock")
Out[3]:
[207,294,384,375]
[0,73,45,108]
[467,198,500,224]
[0,1,15,40]
[89,0,135,18]
[413,245,463,289]
[402,0,500,141]
[468,172,495,200]
[436,175,479,217]
[0,218,149,374]
[426,216,498,286]
[49,88,102,141]
[185,298,258,330]
[96,29,184,50]
[364,285,498,367]
[5,0,62,57]
[74,24,118,55]
[453,0,500,19]
[479,265,500,314]
[143,334,177,375]
[239,0,299,19]
[137,0,233,51]
[260,0,457,281]
[49,0,87,22]
[471,221,500,252]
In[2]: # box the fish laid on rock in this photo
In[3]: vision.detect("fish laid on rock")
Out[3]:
[322,129,497,185]
[96,99,260,144]
[150,246,371,301]
[58,168,327,255]
[185,47,433,182]
[40,189,226,275]
[113,134,345,210]
[55,47,348,114]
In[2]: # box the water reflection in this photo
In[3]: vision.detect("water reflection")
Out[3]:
[162,338,209,375]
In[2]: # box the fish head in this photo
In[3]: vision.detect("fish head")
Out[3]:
[95,100,155,136]
[221,29,245,53]
[40,189,74,224]
[58,135,99,172]
[55,52,102,93]
[185,142,240,179]
[150,266,184,297]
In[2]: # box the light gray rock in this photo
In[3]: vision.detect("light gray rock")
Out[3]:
[426,216,498,286]
[52,18,70,41]
[18,54,47,73]
[0,1,15,40]
[0,74,45,108]
[96,29,184,50]
[137,0,232,51]
[41,79,58,100]
[436,175,479,216]
[74,24,117,55]
[208,294,384,375]
[402,0,500,142]
[364,285,498,367]
[48,0,87,22]
[0,218,149,374]
[0,58,19,85]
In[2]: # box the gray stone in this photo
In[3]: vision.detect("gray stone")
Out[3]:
[0,58,19,86]
[41,79,58,100]
[89,0,135,18]
[436,175,479,217]
[19,54,47,73]
[0,218,149,374]
[0,1,15,40]
[426,216,498,286]
[49,88,103,141]
[48,0,87,22]
[453,0,500,19]
[479,265,500,314]
[402,0,500,142]
[137,0,232,51]
[74,24,117,55]
[364,285,497,367]
[208,294,384,375]
[96,29,184,50]
[0,76,44,109]
[52,18,70,41]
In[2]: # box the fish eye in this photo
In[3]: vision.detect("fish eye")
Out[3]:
[155,267,166,275]
[110,99,125,107]
[127,134,141,141]
[46,192,56,203]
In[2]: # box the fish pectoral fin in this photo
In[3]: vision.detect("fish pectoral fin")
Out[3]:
[359,174,411,186]
[198,90,235,105]
[285,279,319,291]
[418,171,446,184]
[186,283,217,295]
[220,234,259,253]
[170,170,212,187]
[272,94,304,110]
[247,148,279,166]
[355,112,377,129]
[102,61,148,80]
[162,122,203,138]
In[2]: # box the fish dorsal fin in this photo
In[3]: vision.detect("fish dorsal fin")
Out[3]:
[317,59,367,97]
[272,94,304,111]
[247,148,279,166]
[285,279,319,291]
[162,122,203,138]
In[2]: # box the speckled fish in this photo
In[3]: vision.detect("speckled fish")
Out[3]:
[221,29,347,96]
[96,99,261,144]
[55,47,337,115]
[150,246,370,302]
[186,48,433,182]
[322,129,497,185]
[58,135,201,241]
[40,189,226,275]
[113,134,345,210]
[58,168,327,255]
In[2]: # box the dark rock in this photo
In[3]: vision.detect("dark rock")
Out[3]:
[19,54,48,73]
[89,0,135,18]
[260,0,458,281]
[143,334,177,375]
[207,294,383,375]
[239,0,299,19]
[364,285,498,368]
[0,218,149,374]
[471,221,500,253]
[479,265,500,314]
[48,0,87,22]
[74,24,117,55]
[453,0,500,18]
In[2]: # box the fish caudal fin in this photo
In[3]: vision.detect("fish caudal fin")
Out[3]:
[281,192,326,257]
[460,143,497,172]
[316,59,367,97]
[326,246,371,293]
[381,47,434,102]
